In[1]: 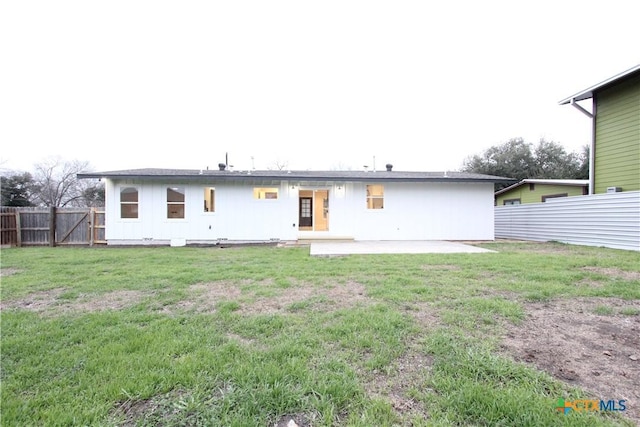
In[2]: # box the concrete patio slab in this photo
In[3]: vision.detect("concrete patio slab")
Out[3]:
[309,240,495,256]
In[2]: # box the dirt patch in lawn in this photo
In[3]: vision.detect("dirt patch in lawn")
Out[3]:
[0,288,149,315]
[500,297,640,423]
[403,301,441,329]
[0,267,22,277]
[420,264,461,272]
[363,338,433,422]
[112,388,196,426]
[177,281,243,313]
[581,266,640,281]
[361,303,438,422]
[246,282,370,314]
[0,288,67,312]
[240,280,371,315]
[71,290,149,313]
[175,279,371,315]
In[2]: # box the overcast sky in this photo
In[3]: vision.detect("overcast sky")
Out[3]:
[1,1,638,174]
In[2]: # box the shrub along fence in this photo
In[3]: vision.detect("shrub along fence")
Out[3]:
[0,207,105,247]
[495,191,640,251]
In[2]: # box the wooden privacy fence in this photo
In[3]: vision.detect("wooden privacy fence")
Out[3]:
[1,207,105,247]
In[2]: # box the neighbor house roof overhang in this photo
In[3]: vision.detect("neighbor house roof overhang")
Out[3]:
[558,64,640,105]
[494,178,589,196]
[78,168,516,184]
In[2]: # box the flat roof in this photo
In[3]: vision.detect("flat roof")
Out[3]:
[78,168,515,183]
[558,64,640,105]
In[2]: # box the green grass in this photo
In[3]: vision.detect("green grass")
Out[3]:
[1,242,638,426]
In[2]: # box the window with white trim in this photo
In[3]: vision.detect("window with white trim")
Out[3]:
[366,185,384,209]
[204,187,215,212]
[167,187,185,218]
[120,187,139,218]
[253,187,278,199]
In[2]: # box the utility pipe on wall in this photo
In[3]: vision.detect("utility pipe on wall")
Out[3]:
[570,98,596,195]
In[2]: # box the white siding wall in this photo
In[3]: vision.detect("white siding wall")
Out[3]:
[495,191,640,251]
[104,179,495,243]
[334,182,494,240]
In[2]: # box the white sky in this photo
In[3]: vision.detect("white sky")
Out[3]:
[1,1,638,174]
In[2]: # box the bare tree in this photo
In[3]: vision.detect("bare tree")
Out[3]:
[31,157,97,207]
[268,159,289,171]
[330,162,353,171]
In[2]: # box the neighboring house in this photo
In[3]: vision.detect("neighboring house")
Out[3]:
[559,64,640,194]
[495,179,588,206]
[78,167,513,245]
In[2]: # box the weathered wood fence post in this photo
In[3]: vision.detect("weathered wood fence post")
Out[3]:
[49,206,57,247]
[89,207,95,247]
[15,210,22,247]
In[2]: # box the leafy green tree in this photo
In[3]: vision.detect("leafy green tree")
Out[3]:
[461,138,589,189]
[531,139,584,179]
[1,172,36,206]
[80,182,105,207]
[461,137,535,182]
[575,144,590,180]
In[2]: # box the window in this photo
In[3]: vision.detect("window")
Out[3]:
[167,187,185,218]
[253,187,278,199]
[204,187,215,212]
[529,183,535,191]
[120,187,138,218]
[503,198,521,205]
[541,193,568,202]
[366,185,384,209]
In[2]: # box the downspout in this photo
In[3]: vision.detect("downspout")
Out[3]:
[589,98,596,195]
[570,98,595,195]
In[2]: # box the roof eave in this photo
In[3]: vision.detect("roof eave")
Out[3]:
[558,63,640,105]
[78,172,515,184]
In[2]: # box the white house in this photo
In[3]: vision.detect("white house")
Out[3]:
[78,166,513,245]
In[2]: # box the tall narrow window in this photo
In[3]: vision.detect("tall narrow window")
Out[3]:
[167,187,185,218]
[366,185,384,209]
[204,187,215,212]
[120,187,138,218]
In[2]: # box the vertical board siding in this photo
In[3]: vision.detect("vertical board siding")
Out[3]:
[104,180,496,243]
[595,73,640,193]
[495,191,640,251]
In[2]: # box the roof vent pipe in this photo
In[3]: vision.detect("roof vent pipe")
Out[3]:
[218,163,226,171]
[386,164,393,172]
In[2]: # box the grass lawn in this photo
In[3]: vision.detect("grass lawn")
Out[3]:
[1,242,639,426]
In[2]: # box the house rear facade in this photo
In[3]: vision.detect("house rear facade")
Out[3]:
[79,168,513,245]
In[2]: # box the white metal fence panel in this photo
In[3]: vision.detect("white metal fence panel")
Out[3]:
[495,191,640,251]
